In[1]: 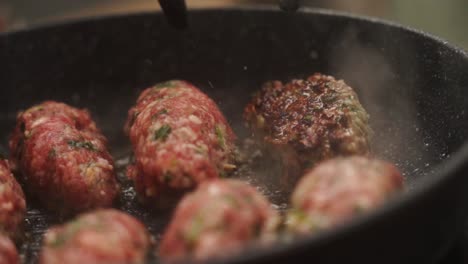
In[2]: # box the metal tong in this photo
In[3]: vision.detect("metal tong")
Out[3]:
[158,0,301,29]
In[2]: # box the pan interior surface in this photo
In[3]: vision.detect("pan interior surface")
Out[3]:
[0,8,468,264]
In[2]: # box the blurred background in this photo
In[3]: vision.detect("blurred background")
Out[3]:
[0,0,467,50]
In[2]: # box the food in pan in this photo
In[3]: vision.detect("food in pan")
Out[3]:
[125,80,237,205]
[244,73,371,187]
[39,209,150,264]
[0,235,19,264]
[6,78,400,262]
[9,101,119,215]
[286,156,403,234]
[0,159,25,240]
[159,179,279,262]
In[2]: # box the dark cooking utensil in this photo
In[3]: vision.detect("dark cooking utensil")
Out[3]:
[279,0,301,12]
[157,0,300,29]
[1,7,468,264]
[158,0,187,29]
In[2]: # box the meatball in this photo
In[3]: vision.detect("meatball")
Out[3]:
[0,159,25,240]
[39,209,150,264]
[244,73,371,187]
[0,235,19,264]
[9,101,119,215]
[286,156,403,234]
[159,179,279,262]
[125,80,237,205]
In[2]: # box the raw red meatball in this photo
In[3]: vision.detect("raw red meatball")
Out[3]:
[0,235,19,264]
[287,156,403,234]
[39,209,150,264]
[159,179,279,262]
[0,159,25,240]
[244,73,371,188]
[9,101,119,215]
[125,80,237,205]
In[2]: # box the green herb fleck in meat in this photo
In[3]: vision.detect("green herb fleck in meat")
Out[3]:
[163,172,173,184]
[194,146,205,155]
[252,222,262,237]
[353,203,367,213]
[322,93,338,104]
[219,170,227,178]
[215,125,226,149]
[26,106,44,113]
[129,111,140,127]
[49,220,83,248]
[152,109,168,119]
[49,234,67,248]
[154,81,178,89]
[154,125,172,141]
[48,148,57,159]
[287,209,308,229]
[347,104,360,113]
[185,215,204,246]
[222,194,239,207]
[68,140,98,151]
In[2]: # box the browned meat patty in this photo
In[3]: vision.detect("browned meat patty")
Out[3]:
[9,101,119,216]
[0,235,19,264]
[0,159,25,241]
[244,73,371,188]
[39,209,150,264]
[125,80,237,206]
[159,179,279,262]
[286,156,403,234]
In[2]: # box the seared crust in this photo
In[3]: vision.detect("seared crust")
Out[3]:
[244,73,371,186]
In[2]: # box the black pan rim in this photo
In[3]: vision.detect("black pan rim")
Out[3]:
[0,4,467,59]
[1,6,468,263]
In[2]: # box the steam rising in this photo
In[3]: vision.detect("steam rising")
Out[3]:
[328,26,434,185]
[225,26,439,200]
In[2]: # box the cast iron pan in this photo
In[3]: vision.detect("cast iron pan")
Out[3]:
[1,6,468,264]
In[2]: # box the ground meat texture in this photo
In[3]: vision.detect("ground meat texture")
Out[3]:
[286,156,403,234]
[0,159,25,240]
[125,80,237,205]
[0,235,19,264]
[159,179,279,262]
[9,101,119,215]
[39,209,150,264]
[244,73,371,188]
